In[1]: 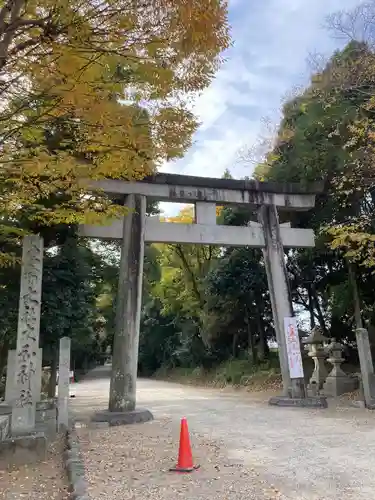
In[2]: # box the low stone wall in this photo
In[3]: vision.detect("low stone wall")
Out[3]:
[0,399,57,438]
[0,400,57,469]
[0,415,10,441]
[64,425,90,499]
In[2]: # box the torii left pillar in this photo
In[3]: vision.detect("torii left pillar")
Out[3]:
[92,194,153,425]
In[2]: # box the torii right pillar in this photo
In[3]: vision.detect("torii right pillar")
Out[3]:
[259,204,327,408]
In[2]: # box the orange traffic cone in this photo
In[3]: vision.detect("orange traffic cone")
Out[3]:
[169,418,199,473]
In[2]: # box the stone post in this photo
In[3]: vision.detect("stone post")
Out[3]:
[12,235,44,434]
[258,205,305,398]
[355,328,375,407]
[303,326,328,392]
[57,337,71,430]
[108,194,146,413]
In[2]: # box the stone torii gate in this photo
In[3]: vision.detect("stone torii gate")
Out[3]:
[80,173,324,424]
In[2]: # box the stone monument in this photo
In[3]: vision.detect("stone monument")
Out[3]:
[303,326,329,392]
[0,235,47,469]
[12,235,44,434]
[323,339,357,397]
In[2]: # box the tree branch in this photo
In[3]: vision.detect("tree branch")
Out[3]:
[0,0,25,70]
[174,244,203,306]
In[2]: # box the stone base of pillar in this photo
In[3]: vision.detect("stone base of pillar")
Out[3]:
[91,408,153,426]
[351,378,375,409]
[290,378,306,398]
[0,431,47,470]
[269,395,328,409]
[322,375,358,398]
[351,400,367,408]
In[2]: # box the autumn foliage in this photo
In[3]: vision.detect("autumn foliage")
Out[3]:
[0,0,230,226]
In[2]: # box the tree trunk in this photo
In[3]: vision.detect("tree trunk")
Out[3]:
[254,299,269,360]
[248,330,258,364]
[348,262,363,329]
[0,0,25,70]
[307,284,316,329]
[258,324,269,361]
[47,345,58,398]
[232,333,238,358]
[311,286,327,333]
[245,308,258,364]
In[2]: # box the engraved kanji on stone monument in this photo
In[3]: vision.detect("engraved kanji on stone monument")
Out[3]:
[5,349,42,405]
[12,235,44,434]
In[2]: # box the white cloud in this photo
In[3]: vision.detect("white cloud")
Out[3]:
[159,0,365,215]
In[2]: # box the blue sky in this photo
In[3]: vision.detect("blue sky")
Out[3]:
[160,0,364,187]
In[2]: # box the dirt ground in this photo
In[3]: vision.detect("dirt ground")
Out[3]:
[76,418,283,500]
[0,437,69,500]
[71,367,375,500]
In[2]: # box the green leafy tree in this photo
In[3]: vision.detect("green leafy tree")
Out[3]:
[203,247,271,361]
[250,38,375,342]
[41,236,98,394]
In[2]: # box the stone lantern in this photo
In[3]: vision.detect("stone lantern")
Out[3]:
[303,326,329,392]
[323,339,357,397]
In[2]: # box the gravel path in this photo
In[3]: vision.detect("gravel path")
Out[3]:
[77,418,280,500]
[0,437,69,500]
[71,366,375,500]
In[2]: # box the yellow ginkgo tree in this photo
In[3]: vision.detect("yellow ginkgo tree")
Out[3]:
[0,0,230,229]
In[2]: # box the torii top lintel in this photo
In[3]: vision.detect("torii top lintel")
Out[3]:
[89,173,323,211]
